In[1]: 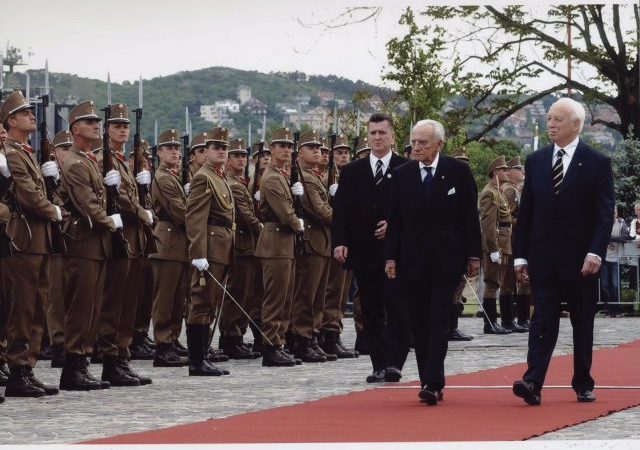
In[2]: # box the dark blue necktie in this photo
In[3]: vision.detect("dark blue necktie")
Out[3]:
[422,166,433,200]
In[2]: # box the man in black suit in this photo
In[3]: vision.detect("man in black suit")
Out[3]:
[512,98,615,406]
[332,113,410,383]
[384,119,481,405]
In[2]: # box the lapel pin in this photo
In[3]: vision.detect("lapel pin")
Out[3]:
[387,174,392,179]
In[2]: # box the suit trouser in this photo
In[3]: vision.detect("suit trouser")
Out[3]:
[354,269,410,372]
[260,257,295,347]
[47,254,65,347]
[96,256,143,359]
[64,257,105,356]
[352,279,364,334]
[134,257,154,336]
[220,255,256,338]
[187,262,227,325]
[321,258,348,334]
[2,253,48,368]
[291,253,329,339]
[404,270,458,390]
[524,275,598,392]
[151,259,189,344]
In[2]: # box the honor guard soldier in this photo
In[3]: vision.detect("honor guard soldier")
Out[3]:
[57,101,118,391]
[320,134,359,358]
[317,138,330,180]
[188,132,208,182]
[0,122,12,394]
[0,90,62,398]
[95,103,154,386]
[289,130,332,363]
[501,156,530,330]
[47,130,75,369]
[255,127,305,367]
[219,138,262,359]
[185,126,233,376]
[355,137,371,159]
[149,129,190,367]
[479,156,513,334]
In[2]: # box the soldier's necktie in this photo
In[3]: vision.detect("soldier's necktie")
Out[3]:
[374,159,384,186]
[422,166,433,200]
[552,148,565,195]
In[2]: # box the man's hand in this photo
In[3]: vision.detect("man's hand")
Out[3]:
[291,181,304,196]
[144,209,154,225]
[253,190,260,202]
[329,183,338,197]
[184,183,191,196]
[135,169,152,186]
[515,264,530,284]
[581,254,602,277]
[385,260,396,279]
[334,245,348,263]
[104,169,121,189]
[466,258,480,277]
[109,213,123,229]
[374,220,387,240]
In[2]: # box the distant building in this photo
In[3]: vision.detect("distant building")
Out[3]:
[317,91,335,106]
[243,97,267,116]
[237,85,252,105]
[200,99,239,125]
[284,106,331,132]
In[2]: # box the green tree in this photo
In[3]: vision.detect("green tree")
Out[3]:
[612,135,640,218]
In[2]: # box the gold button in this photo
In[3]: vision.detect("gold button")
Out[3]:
[167,228,172,231]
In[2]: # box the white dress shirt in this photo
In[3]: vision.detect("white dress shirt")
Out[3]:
[419,152,440,180]
[369,151,393,177]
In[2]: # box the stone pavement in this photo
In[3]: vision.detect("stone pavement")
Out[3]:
[0,317,638,444]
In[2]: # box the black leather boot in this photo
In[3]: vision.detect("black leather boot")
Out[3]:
[39,336,53,360]
[119,359,152,385]
[4,366,45,397]
[129,334,155,360]
[154,343,188,367]
[51,344,65,368]
[483,299,511,334]
[248,320,264,355]
[60,354,105,391]
[261,345,297,367]
[187,324,230,376]
[79,357,110,389]
[293,336,327,363]
[516,295,531,330]
[26,367,59,395]
[321,331,358,359]
[173,340,188,357]
[0,362,9,387]
[101,356,140,386]
[221,336,261,360]
[312,334,337,361]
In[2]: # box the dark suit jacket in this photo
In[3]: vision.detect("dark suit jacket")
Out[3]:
[332,152,407,272]
[384,155,482,280]
[514,140,615,281]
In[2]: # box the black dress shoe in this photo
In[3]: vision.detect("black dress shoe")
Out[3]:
[26,368,59,395]
[513,380,541,405]
[577,390,596,402]
[484,322,512,334]
[501,322,528,333]
[366,370,386,383]
[418,386,443,406]
[189,360,229,376]
[384,366,402,382]
[449,329,473,341]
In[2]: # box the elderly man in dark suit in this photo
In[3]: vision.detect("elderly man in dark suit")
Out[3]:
[385,119,482,405]
[332,113,410,383]
[512,97,615,406]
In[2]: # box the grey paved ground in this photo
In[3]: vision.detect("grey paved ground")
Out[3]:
[0,317,638,444]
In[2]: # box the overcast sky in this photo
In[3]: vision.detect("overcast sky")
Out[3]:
[1,1,629,88]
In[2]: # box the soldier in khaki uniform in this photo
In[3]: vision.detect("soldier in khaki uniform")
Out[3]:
[188,133,208,182]
[255,127,305,367]
[47,130,75,369]
[149,129,190,367]
[95,103,154,386]
[0,90,62,398]
[0,123,10,393]
[289,130,332,363]
[321,134,359,358]
[355,137,371,159]
[57,101,119,391]
[501,156,531,330]
[219,138,262,359]
[479,155,513,334]
[185,126,233,376]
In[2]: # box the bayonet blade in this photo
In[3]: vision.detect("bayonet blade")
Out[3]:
[185,106,189,136]
[0,52,3,91]
[44,60,49,95]
[154,119,158,146]
[107,72,112,105]
[25,73,30,102]
[138,75,143,108]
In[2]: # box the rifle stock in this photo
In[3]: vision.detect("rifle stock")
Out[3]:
[290,131,307,256]
[181,135,190,186]
[252,141,264,219]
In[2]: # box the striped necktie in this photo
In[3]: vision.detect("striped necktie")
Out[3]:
[552,148,565,195]
[374,159,384,186]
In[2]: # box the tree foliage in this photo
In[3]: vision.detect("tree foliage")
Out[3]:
[612,134,640,218]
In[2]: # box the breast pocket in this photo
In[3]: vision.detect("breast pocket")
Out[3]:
[155,222,179,251]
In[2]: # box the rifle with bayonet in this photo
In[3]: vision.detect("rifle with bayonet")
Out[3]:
[252,140,264,218]
[290,131,307,256]
[327,133,337,189]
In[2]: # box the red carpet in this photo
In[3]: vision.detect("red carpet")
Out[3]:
[87,340,640,443]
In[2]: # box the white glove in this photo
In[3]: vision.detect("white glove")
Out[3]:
[41,161,59,181]
[291,181,304,196]
[53,205,62,222]
[184,183,191,196]
[110,213,123,229]
[298,218,305,231]
[0,153,10,178]
[144,209,153,225]
[490,251,502,264]
[329,183,338,197]
[104,169,121,189]
[253,190,261,202]
[135,169,152,186]
[191,258,209,271]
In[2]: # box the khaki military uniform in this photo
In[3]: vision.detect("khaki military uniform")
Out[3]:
[479,182,512,298]
[59,147,115,357]
[220,174,262,338]
[0,200,10,366]
[291,166,332,339]
[95,149,150,359]
[255,166,303,347]
[2,138,59,368]
[500,180,519,297]
[46,182,67,351]
[185,164,234,325]
[150,164,190,344]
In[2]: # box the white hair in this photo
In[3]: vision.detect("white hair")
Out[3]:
[551,97,586,133]
[413,119,446,142]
